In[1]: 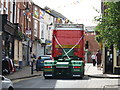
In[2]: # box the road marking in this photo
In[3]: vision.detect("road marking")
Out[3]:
[13,76,42,83]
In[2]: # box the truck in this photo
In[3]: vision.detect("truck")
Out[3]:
[43,24,85,79]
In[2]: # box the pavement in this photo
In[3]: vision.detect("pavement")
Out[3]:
[85,63,120,78]
[4,66,42,81]
[4,63,120,81]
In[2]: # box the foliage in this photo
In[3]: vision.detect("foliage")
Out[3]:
[95,1,120,49]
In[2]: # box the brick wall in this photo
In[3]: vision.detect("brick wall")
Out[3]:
[85,32,100,62]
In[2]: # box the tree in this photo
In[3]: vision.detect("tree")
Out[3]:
[95,1,120,49]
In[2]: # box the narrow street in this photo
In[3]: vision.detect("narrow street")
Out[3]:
[1,0,120,90]
[12,63,119,89]
[14,76,119,89]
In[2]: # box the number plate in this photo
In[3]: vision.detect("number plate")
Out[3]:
[44,69,52,71]
[74,69,80,71]
[56,66,68,68]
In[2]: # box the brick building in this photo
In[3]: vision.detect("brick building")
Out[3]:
[84,26,100,62]
[0,0,33,68]
[0,0,71,73]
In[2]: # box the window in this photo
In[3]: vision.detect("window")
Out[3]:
[34,20,38,37]
[14,3,17,23]
[0,0,4,14]
[3,0,8,14]
[41,23,44,39]
[34,7,39,18]
[23,0,26,6]
[6,0,8,14]
[17,7,20,23]
[10,0,13,22]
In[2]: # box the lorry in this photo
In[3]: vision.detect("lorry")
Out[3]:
[43,24,85,79]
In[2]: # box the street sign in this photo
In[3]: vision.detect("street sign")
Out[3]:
[26,28,31,35]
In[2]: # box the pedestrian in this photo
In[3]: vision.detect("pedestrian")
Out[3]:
[31,53,36,63]
[91,52,96,66]
[96,50,102,70]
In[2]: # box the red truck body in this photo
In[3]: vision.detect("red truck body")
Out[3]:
[52,24,85,60]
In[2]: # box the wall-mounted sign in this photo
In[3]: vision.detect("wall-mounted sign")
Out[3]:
[26,28,31,35]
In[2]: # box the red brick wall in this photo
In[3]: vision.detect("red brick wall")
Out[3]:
[84,32,100,62]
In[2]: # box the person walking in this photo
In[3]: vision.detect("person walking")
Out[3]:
[31,53,36,63]
[96,50,102,70]
[31,53,36,71]
[91,53,96,66]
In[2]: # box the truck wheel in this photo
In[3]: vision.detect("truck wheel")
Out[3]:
[44,76,49,79]
[44,76,52,79]
[8,87,13,90]
[80,71,84,79]
[80,76,83,79]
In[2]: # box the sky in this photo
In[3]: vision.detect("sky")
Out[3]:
[33,0,101,26]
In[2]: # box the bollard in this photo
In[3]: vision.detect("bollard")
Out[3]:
[31,61,34,74]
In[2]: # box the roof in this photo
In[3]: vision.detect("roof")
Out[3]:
[85,26,96,32]
[44,6,67,19]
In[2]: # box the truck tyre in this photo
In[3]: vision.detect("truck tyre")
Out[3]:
[80,75,83,79]
[44,76,49,79]
[8,87,13,90]
[44,76,52,79]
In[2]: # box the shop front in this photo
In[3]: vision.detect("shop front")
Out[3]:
[1,14,16,74]
[103,44,120,75]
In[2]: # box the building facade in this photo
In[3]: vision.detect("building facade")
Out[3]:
[84,26,100,63]
[0,0,33,69]
[0,0,71,73]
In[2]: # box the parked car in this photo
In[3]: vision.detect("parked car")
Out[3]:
[0,75,14,90]
[36,55,53,71]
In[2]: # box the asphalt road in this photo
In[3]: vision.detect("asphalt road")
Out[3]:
[13,76,119,89]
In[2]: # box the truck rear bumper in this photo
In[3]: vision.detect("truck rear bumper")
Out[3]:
[43,71,53,77]
[73,75,81,77]
[44,74,53,76]
[44,68,84,78]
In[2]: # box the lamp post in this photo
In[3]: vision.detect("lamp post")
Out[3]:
[0,30,2,75]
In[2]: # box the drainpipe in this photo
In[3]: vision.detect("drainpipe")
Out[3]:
[12,0,15,60]
[26,2,30,65]
[12,0,15,23]
[0,15,3,75]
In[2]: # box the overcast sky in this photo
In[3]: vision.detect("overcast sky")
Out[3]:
[33,0,101,26]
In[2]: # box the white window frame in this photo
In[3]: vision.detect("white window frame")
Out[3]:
[17,7,20,23]
[34,20,38,37]
[10,0,13,22]
[14,1,17,23]
[1,0,4,14]
[6,0,8,14]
